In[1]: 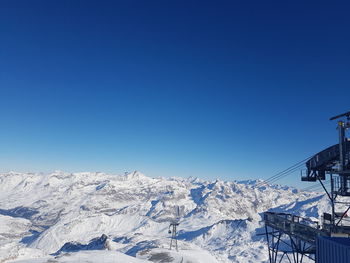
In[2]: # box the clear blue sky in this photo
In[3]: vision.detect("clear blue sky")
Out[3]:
[0,1,349,186]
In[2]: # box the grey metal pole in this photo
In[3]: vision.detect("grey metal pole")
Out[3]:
[339,121,346,171]
[338,121,347,195]
[331,174,335,230]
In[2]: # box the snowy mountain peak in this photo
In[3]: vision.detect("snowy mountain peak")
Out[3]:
[121,171,147,181]
[0,171,323,263]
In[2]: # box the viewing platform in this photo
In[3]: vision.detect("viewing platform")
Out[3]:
[264,212,329,245]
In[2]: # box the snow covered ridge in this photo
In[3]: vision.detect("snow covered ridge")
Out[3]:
[0,171,326,263]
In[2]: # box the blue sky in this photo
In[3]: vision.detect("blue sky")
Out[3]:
[0,1,349,186]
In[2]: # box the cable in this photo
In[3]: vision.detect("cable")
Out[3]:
[301,181,330,191]
[254,164,301,188]
[254,166,302,189]
[302,181,330,192]
[254,156,313,189]
[266,164,305,184]
[255,156,313,187]
[303,181,330,190]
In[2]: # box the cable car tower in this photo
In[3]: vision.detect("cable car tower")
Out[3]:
[264,110,350,263]
[303,110,350,233]
[168,205,180,251]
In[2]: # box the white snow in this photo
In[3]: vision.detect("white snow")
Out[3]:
[9,250,148,263]
[0,171,324,262]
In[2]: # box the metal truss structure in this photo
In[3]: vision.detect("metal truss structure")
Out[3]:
[264,212,326,262]
[264,110,350,263]
[169,205,181,251]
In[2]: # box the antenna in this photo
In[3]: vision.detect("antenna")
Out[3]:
[168,205,181,251]
[329,110,350,121]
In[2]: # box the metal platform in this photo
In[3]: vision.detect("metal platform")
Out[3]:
[302,141,350,182]
[264,212,328,243]
[264,111,350,263]
[263,212,329,262]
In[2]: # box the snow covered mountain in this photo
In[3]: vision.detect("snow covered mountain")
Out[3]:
[0,171,327,263]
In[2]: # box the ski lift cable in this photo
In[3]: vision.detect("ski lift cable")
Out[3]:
[254,164,301,188]
[303,182,330,190]
[267,164,305,183]
[256,156,312,186]
[257,165,303,187]
[254,156,312,188]
[254,164,304,188]
[301,181,330,191]
[302,183,330,192]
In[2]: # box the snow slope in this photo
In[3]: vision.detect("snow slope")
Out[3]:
[0,171,323,262]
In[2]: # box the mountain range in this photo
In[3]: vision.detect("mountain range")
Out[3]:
[0,171,327,263]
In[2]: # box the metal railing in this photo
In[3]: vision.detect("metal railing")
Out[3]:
[264,212,328,244]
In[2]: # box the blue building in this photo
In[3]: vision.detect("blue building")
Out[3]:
[316,236,350,263]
